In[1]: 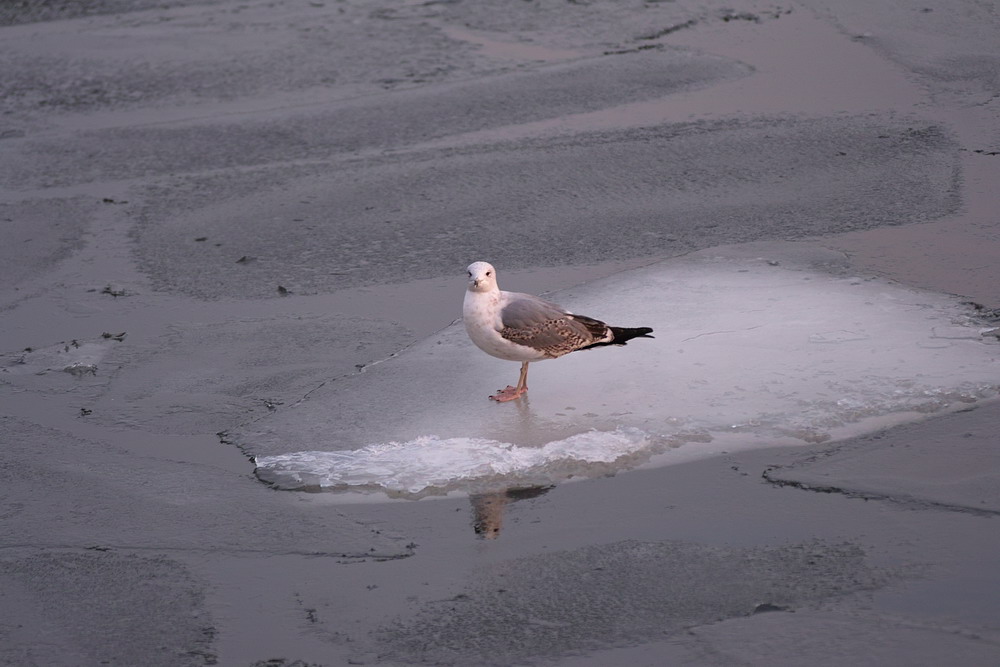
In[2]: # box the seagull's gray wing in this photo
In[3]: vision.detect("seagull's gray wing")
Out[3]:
[499,293,611,358]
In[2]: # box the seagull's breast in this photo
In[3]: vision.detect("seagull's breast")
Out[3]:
[463,289,546,362]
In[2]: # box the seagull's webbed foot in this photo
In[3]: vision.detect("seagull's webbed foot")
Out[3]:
[489,362,530,402]
[489,385,527,402]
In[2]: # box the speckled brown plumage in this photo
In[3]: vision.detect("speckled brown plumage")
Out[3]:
[500,313,612,358]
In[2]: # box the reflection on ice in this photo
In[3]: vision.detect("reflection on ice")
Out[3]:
[471,486,553,539]
[245,243,1000,498]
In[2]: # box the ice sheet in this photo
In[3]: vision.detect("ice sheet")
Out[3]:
[244,242,1000,497]
[255,428,652,497]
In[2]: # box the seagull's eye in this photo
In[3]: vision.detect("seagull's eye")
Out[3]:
[486,271,492,277]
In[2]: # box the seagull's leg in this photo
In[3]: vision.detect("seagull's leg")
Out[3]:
[516,361,530,394]
[490,362,530,402]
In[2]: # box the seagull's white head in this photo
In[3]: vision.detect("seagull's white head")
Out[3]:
[467,261,498,293]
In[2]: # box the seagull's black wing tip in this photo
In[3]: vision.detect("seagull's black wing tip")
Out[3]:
[611,326,655,344]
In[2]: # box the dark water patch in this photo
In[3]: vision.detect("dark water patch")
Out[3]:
[0,550,215,666]
[2,50,744,188]
[375,539,887,665]
[130,115,958,299]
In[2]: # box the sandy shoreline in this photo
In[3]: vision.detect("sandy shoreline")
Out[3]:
[2,0,999,665]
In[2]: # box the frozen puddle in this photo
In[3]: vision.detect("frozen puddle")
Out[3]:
[244,243,1000,498]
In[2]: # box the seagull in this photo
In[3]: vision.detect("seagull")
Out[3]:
[463,261,654,402]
